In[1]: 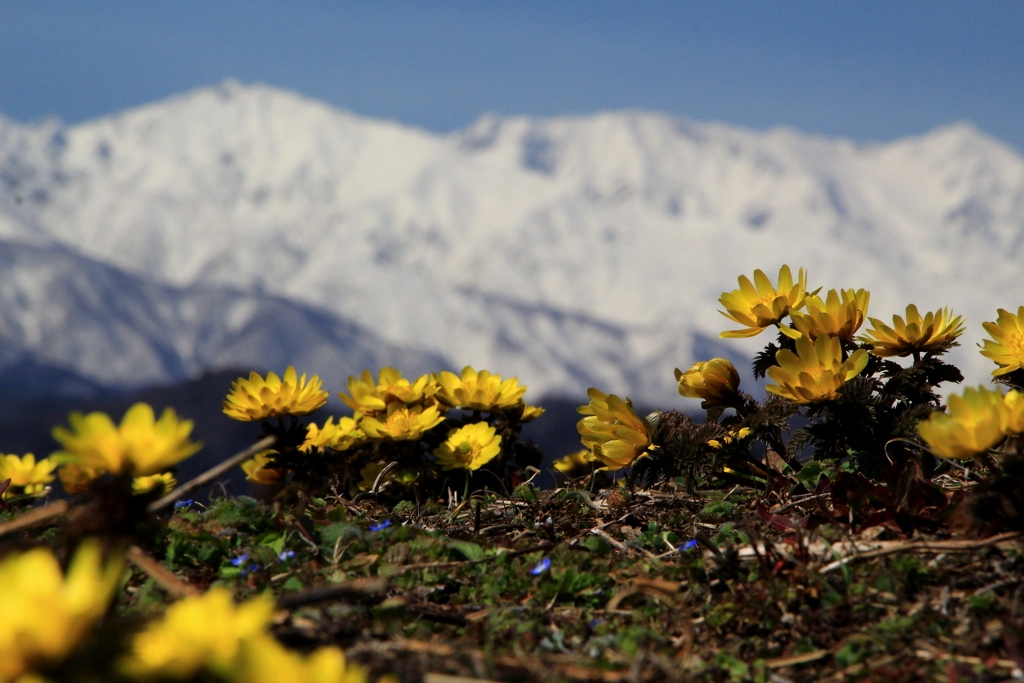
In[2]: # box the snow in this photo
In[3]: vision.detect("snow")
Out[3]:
[1,81,1022,404]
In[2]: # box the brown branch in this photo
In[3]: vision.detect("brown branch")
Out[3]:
[423,674,504,683]
[591,528,631,553]
[395,543,555,573]
[0,499,70,538]
[819,531,1022,573]
[128,545,202,598]
[276,577,388,609]
[148,436,276,514]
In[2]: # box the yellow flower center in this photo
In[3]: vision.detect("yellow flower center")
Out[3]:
[454,442,482,464]
[1008,332,1024,357]
[750,290,785,310]
[804,366,825,380]
[391,413,420,431]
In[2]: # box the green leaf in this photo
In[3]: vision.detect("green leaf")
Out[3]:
[795,461,825,488]
[319,522,364,548]
[449,540,486,561]
[258,532,286,554]
[584,535,611,555]
[701,500,736,518]
[513,483,538,502]
[714,651,749,682]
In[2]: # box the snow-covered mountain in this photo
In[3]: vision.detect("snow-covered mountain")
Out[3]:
[1,81,1022,405]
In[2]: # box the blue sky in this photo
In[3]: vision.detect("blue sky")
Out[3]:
[2,1,1022,150]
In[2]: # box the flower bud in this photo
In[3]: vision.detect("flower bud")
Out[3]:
[674,358,741,405]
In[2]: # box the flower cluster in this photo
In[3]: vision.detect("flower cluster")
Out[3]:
[579,263,1000,485]
[226,365,543,497]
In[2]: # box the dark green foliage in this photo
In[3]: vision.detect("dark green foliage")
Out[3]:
[640,410,723,489]
[753,341,781,380]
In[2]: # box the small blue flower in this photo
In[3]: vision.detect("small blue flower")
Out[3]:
[369,519,391,532]
[246,564,260,574]
[680,539,699,551]
[173,499,193,510]
[230,553,250,567]
[277,550,296,562]
[589,618,604,629]
[529,557,551,575]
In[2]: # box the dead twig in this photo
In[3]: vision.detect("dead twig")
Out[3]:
[128,545,202,598]
[819,531,1022,573]
[276,577,388,609]
[395,543,555,573]
[772,493,830,514]
[351,462,399,504]
[148,436,276,514]
[0,499,70,538]
[591,528,631,553]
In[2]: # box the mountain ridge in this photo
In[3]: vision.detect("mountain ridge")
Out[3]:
[1,81,1022,405]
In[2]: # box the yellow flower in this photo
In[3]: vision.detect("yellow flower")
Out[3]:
[674,358,740,406]
[860,304,965,357]
[359,403,444,441]
[553,449,597,474]
[510,401,545,423]
[122,588,276,681]
[240,450,289,485]
[234,639,369,683]
[0,453,57,495]
[124,587,374,683]
[434,366,528,412]
[917,386,1024,461]
[781,289,870,342]
[0,540,124,683]
[357,462,388,492]
[339,368,440,416]
[51,403,201,477]
[132,472,177,495]
[718,265,809,338]
[223,367,328,421]
[300,416,366,453]
[432,422,502,471]
[766,335,869,404]
[980,306,1024,376]
[706,427,751,449]
[576,388,655,471]
[356,462,420,492]
[57,464,101,495]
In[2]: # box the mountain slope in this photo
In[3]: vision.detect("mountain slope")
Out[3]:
[1,82,1022,403]
[0,239,447,391]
